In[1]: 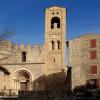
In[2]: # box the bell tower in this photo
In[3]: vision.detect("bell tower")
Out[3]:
[45,6,66,76]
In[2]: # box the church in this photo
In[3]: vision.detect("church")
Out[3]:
[0,6,100,96]
[0,6,67,95]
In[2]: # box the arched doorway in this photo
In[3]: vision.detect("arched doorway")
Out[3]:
[13,70,32,91]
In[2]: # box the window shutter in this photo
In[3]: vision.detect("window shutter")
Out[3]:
[91,65,97,74]
[90,39,96,48]
[90,51,97,59]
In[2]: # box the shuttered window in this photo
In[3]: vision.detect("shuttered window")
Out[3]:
[90,39,96,48]
[90,51,97,59]
[91,65,97,74]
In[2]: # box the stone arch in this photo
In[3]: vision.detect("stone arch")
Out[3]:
[51,17,60,29]
[13,69,33,91]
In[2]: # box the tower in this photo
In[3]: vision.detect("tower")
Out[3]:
[45,6,66,77]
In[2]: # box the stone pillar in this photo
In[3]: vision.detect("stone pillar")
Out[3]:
[18,81,20,90]
[29,81,33,90]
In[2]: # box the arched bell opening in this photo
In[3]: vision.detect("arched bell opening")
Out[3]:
[51,17,60,29]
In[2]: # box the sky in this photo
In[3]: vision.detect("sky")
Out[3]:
[0,0,100,46]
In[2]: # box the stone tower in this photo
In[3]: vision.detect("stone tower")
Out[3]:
[45,6,66,76]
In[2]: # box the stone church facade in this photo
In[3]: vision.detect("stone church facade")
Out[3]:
[0,6,67,95]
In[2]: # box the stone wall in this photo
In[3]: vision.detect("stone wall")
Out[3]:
[69,33,100,89]
[0,41,46,92]
[0,42,45,64]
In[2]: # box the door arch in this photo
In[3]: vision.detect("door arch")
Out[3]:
[13,69,32,91]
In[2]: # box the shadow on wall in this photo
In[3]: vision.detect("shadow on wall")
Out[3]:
[0,67,72,100]
[17,67,72,100]
[32,67,72,92]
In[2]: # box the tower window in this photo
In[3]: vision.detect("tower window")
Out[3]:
[51,17,60,29]
[57,12,59,14]
[51,41,55,50]
[22,51,27,62]
[52,12,55,15]
[54,58,55,63]
[54,74,55,78]
[57,41,61,50]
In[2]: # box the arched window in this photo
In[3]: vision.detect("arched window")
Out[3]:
[22,51,27,62]
[51,41,55,50]
[57,41,61,50]
[51,17,60,29]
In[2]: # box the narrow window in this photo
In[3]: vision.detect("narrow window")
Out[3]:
[90,39,96,48]
[54,74,55,78]
[51,17,60,29]
[90,51,97,59]
[57,41,60,50]
[91,65,97,74]
[51,41,55,50]
[22,51,26,62]
[54,58,55,63]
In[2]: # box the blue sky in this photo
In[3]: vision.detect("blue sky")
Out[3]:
[0,0,100,45]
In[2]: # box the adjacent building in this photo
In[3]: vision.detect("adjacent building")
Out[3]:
[69,34,100,89]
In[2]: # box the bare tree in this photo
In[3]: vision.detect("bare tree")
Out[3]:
[0,27,15,41]
[0,27,15,60]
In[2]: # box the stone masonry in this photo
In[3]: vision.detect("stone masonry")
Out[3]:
[69,34,100,89]
[0,6,67,96]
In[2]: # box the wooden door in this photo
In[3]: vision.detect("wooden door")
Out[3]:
[20,82,27,91]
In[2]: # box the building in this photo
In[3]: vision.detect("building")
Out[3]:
[69,34,100,89]
[0,6,67,95]
[1,5,99,96]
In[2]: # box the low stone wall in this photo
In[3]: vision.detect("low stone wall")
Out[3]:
[0,91,72,100]
[18,91,72,100]
[0,96,17,100]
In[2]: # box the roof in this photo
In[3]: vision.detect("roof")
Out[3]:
[45,5,67,10]
[69,33,100,41]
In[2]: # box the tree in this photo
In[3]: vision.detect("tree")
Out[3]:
[0,27,15,41]
[0,27,15,60]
